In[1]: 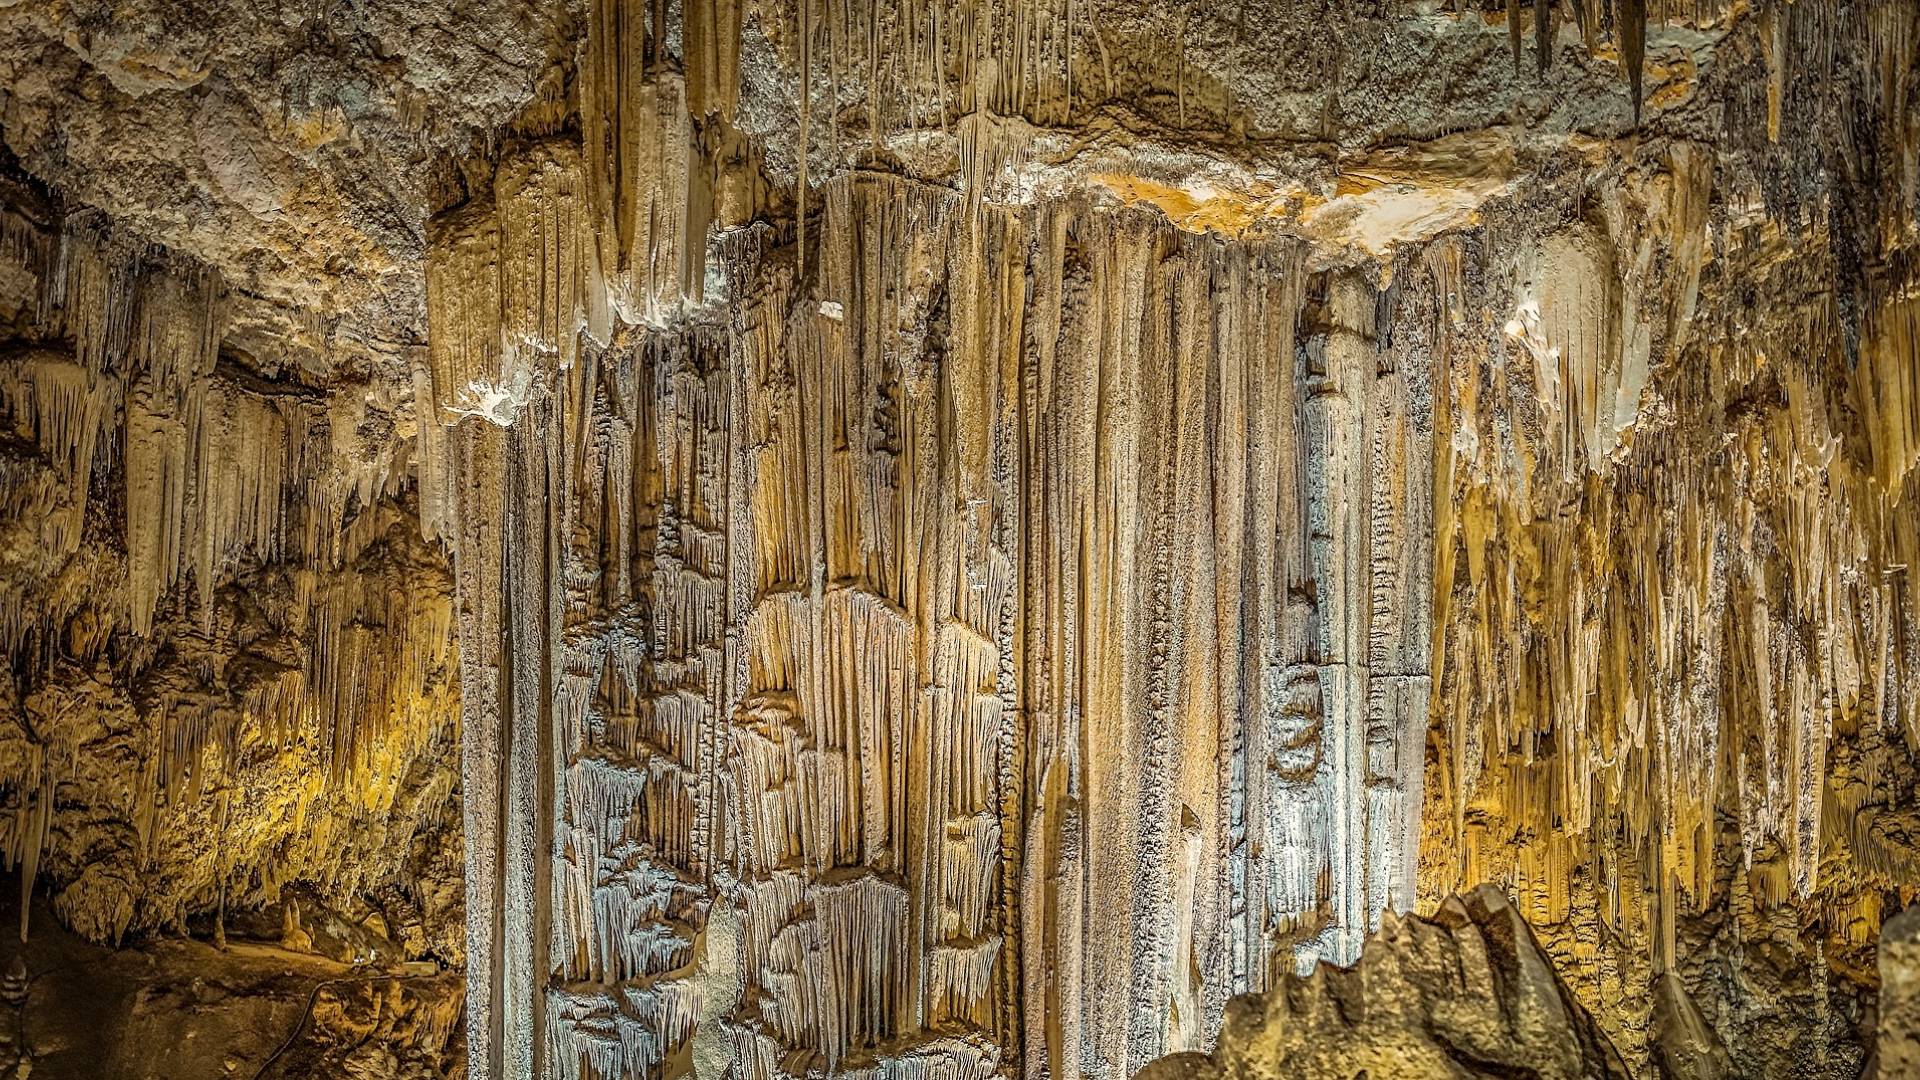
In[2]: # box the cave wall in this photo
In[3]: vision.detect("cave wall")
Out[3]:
[0,201,464,961]
[425,156,1433,1077]
[423,2,1920,1072]
[1417,151,1920,1075]
[2,0,1919,1078]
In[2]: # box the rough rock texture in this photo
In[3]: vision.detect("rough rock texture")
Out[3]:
[1878,904,1920,1078]
[1,1,1919,1079]
[1134,884,1631,1080]
[0,885,463,1079]
[0,194,469,1072]
[0,188,467,936]
[428,161,1431,1079]
[0,0,570,365]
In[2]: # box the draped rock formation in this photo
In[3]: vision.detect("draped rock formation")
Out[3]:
[1,1,1919,1078]
[424,159,1431,1078]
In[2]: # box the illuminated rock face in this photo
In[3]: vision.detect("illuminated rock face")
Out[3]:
[1136,885,1632,1080]
[422,166,1432,1079]
[3,1,1920,1078]
[0,209,464,951]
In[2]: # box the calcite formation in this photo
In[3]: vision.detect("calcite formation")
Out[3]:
[0,1,1918,1078]
[0,206,462,945]
[1134,884,1633,1080]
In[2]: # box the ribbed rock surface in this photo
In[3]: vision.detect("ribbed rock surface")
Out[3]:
[1,1,1918,1078]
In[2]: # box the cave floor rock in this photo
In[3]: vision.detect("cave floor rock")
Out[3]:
[0,877,461,1080]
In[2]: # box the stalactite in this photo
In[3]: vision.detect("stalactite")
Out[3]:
[1415,140,1920,1069]
[396,2,1920,1076]
[1623,0,1647,119]
[688,173,1427,1079]
[1509,0,1524,73]
[580,0,708,326]
[431,144,1437,1072]
[686,0,744,122]
[1537,0,1553,73]
[429,121,736,1071]
[0,183,464,983]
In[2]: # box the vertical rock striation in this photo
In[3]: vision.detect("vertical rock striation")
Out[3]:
[0,190,464,981]
[427,140,1434,1073]
[6,1,1920,1077]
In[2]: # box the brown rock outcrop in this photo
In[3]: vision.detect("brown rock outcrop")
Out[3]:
[1137,885,1630,1080]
